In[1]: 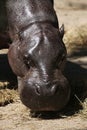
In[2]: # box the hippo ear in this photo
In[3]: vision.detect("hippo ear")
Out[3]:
[59,24,64,39]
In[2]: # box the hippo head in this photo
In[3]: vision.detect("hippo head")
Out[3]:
[8,24,70,111]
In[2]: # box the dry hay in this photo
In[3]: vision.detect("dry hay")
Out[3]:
[0,49,8,54]
[79,98,87,119]
[0,82,19,106]
[64,24,87,56]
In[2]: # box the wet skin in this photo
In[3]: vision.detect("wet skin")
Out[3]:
[6,0,70,111]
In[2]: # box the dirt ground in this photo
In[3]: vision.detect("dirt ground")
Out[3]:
[55,0,87,29]
[0,0,87,130]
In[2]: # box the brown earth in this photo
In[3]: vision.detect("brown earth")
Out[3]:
[0,0,87,130]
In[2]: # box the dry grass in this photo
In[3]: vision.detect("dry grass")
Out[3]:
[79,98,87,119]
[64,25,87,56]
[0,82,18,106]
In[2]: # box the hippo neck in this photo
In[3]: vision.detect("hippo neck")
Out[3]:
[6,0,58,34]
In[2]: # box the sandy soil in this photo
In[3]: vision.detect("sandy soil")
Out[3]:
[54,0,87,30]
[0,100,87,130]
[0,0,87,130]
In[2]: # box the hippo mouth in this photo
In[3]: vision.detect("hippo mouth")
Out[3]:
[18,73,70,111]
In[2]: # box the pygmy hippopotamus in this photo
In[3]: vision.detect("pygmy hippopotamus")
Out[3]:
[6,0,70,111]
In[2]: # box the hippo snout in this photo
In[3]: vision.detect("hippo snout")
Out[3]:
[18,70,70,111]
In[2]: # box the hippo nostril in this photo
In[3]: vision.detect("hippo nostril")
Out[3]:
[35,83,59,96]
[35,84,41,96]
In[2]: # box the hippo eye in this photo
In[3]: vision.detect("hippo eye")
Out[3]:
[23,55,35,68]
[61,54,66,61]
[56,53,66,68]
[18,31,25,42]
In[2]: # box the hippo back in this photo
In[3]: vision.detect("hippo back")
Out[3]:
[6,0,58,36]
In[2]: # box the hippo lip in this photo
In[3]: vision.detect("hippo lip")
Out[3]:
[20,87,70,111]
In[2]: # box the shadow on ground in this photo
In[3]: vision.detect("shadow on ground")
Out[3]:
[65,61,87,98]
[0,54,17,87]
[65,43,87,98]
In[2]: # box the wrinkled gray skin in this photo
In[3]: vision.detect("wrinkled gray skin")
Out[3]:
[6,0,70,111]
